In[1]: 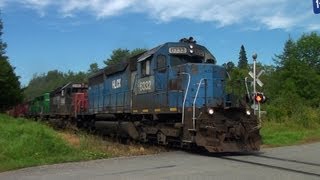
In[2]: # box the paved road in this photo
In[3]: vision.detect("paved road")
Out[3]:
[1,143,320,180]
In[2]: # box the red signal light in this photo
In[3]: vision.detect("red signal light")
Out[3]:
[254,92,266,103]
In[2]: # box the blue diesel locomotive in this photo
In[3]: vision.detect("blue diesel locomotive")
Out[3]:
[84,38,261,152]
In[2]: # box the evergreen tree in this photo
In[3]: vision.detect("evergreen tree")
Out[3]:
[225,45,249,97]
[0,16,23,111]
[273,37,297,68]
[237,45,248,69]
[88,63,99,74]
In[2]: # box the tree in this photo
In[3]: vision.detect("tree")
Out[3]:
[24,69,89,100]
[0,16,23,111]
[237,45,248,69]
[270,32,320,106]
[296,32,320,72]
[130,48,147,57]
[223,61,235,72]
[104,48,130,66]
[88,63,99,74]
[273,37,297,68]
[224,45,249,97]
[103,48,148,66]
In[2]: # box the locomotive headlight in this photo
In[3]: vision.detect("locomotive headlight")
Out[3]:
[189,45,193,49]
[246,110,251,116]
[208,108,214,115]
[190,49,194,53]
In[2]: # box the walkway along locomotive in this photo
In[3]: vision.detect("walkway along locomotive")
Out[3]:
[81,38,261,152]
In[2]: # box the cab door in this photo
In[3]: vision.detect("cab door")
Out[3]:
[132,56,155,112]
[154,54,168,110]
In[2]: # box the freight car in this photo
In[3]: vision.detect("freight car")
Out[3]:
[25,83,88,125]
[81,38,261,152]
[7,102,28,117]
[27,93,50,120]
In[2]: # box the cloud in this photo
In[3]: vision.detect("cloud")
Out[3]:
[1,0,317,31]
[59,0,137,18]
[259,14,298,30]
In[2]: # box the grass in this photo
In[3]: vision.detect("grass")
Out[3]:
[0,114,165,172]
[0,114,109,172]
[261,120,320,147]
[60,131,165,157]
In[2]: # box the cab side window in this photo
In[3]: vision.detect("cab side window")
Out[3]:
[141,58,151,77]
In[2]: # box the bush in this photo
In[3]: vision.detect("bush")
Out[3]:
[264,94,320,128]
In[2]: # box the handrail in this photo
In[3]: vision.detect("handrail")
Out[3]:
[75,99,82,117]
[192,78,206,130]
[179,72,191,125]
[130,72,138,109]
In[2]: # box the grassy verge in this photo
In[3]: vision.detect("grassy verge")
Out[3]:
[261,120,320,147]
[0,114,109,172]
[0,114,164,172]
[59,131,165,157]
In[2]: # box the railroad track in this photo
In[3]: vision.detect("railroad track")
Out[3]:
[216,153,320,178]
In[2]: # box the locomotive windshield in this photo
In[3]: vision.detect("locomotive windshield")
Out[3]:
[170,55,203,66]
[170,52,216,66]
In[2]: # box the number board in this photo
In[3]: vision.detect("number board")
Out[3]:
[136,76,155,94]
[72,84,83,88]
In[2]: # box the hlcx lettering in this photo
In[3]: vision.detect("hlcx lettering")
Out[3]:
[112,79,121,89]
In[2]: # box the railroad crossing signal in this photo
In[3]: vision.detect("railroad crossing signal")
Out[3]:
[248,53,265,120]
[313,0,320,14]
[248,70,264,87]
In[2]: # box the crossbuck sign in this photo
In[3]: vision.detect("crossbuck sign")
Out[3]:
[249,70,264,87]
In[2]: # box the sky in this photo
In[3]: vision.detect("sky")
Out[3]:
[0,0,319,86]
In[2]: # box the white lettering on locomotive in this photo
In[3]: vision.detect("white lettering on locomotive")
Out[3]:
[112,79,121,89]
[72,84,82,88]
[139,80,152,91]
